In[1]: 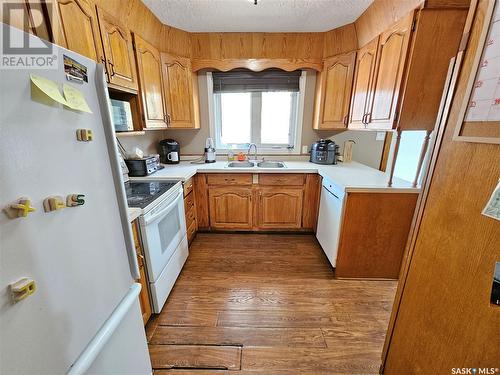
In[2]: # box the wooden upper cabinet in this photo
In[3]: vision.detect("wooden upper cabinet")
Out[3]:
[257,187,303,229]
[2,1,52,42]
[348,37,379,129]
[313,52,356,130]
[349,8,466,132]
[365,12,414,130]
[133,34,167,129]
[209,187,253,230]
[161,53,200,129]
[50,0,103,62]
[96,7,138,92]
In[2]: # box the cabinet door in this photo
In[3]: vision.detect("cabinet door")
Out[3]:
[161,53,200,129]
[314,52,356,129]
[257,187,303,229]
[96,7,138,91]
[133,34,167,129]
[50,0,103,62]
[348,37,379,129]
[365,12,414,130]
[209,187,253,230]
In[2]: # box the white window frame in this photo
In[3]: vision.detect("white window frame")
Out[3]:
[207,71,305,155]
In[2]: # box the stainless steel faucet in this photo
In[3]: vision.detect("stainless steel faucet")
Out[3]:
[247,143,258,161]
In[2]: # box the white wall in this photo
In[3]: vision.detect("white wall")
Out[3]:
[118,71,387,169]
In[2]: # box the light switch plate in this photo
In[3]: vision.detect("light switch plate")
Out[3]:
[302,145,309,154]
[376,132,386,141]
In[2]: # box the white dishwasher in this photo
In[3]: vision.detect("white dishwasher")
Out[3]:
[316,177,346,268]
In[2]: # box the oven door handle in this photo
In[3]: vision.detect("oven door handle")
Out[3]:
[143,190,183,225]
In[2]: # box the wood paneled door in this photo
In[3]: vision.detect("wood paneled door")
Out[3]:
[161,53,200,129]
[348,37,379,129]
[96,6,138,92]
[133,34,167,129]
[50,0,103,62]
[257,187,303,229]
[313,51,356,129]
[208,187,253,230]
[131,220,152,325]
[365,11,414,130]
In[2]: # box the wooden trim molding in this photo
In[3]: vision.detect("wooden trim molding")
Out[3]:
[191,58,323,72]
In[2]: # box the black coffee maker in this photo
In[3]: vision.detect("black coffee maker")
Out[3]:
[159,139,180,164]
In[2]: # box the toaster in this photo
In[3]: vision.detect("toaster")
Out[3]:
[310,139,339,165]
[125,156,159,177]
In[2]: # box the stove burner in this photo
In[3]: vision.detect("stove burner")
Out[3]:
[125,181,178,209]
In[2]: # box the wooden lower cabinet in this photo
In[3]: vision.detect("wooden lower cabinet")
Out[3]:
[335,192,419,279]
[137,265,152,325]
[257,187,303,229]
[209,187,253,230]
[196,173,321,232]
[131,220,152,325]
[183,177,198,243]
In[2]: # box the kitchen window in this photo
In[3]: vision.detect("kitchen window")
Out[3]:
[209,70,305,154]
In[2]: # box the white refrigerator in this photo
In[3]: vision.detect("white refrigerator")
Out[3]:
[0,24,152,374]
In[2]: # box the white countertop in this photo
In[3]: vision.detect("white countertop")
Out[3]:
[127,207,142,222]
[131,161,420,193]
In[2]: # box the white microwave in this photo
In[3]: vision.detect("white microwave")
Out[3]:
[110,99,134,132]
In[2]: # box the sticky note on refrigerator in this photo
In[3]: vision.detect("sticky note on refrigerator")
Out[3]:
[30,74,68,105]
[63,84,92,113]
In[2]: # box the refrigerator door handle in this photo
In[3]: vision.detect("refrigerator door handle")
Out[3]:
[94,64,140,280]
[67,283,142,375]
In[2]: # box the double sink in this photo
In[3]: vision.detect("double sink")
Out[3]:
[226,160,286,168]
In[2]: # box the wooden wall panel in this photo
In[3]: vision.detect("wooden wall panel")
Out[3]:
[355,0,471,48]
[190,32,325,60]
[161,25,192,58]
[94,0,163,48]
[383,0,500,372]
[323,23,358,58]
[355,0,422,47]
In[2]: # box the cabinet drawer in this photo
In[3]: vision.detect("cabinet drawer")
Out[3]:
[207,174,253,186]
[184,191,195,212]
[259,174,305,186]
[131,220,141,249]
[183,177,194,197]
[136,248,145,268]
[187,219,197,243]
[185,204,196,229]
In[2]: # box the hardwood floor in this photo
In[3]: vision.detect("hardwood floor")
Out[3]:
[147,233,397,374]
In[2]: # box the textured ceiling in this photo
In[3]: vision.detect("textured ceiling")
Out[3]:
[142,0,374,32]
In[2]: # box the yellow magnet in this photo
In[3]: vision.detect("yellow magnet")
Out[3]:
[7,197,36,218]
[10,277,36,302]
[76,129,93,142]
[66,194,85,207]
[43,196,65,212]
